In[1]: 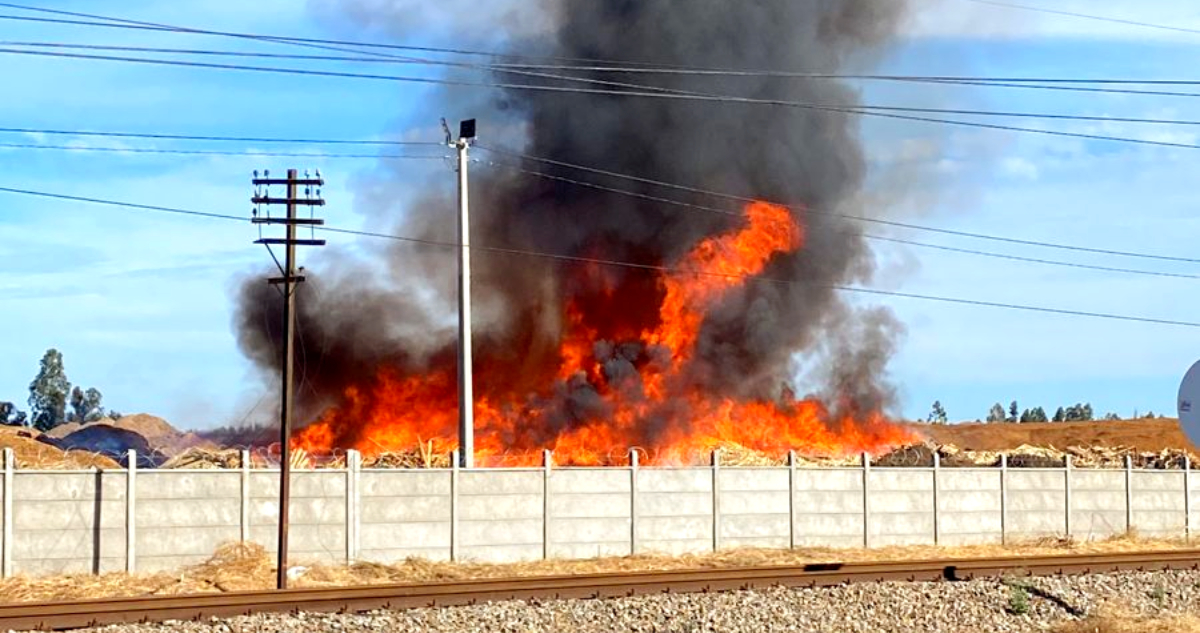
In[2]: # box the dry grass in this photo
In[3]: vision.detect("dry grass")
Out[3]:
[0,533,1188,604]
[1055,607,1200,633]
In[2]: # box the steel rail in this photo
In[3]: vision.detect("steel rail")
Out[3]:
[3,549,1200,631]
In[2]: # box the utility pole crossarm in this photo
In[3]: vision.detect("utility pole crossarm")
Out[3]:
[253,217,325,226]
[254,238,327,247]
[251,196,326,206]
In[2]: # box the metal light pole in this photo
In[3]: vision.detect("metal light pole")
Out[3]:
[450,119,477,468]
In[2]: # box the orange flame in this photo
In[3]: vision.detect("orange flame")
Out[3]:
[296,201,915,465]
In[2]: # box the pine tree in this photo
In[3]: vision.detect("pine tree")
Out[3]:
[928,401,948,425]
[1008,401,1019,423]
[987,403,1007,423]
[28,349,70,431]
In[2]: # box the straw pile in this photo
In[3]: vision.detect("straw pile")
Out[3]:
[365,444,451,469]
[0,426,120,470]
[0,531,1185,605]
[1054,608,1200,633]
[160,448,246,469]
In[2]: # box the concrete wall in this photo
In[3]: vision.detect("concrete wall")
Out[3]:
[1,448,1196,578]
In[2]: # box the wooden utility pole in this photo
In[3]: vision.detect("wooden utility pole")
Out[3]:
[252,169,325,589]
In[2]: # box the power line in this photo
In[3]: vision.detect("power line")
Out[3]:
[8,40,1200,100]
[9,46,1200,154]
[4,40,1200,129]
[10,3,1200,83]
[478,158,1200,279]
[862,234,1200,280]
[473,146,1200,265]
[0,142,448,160]
[0,126,440,146]
[8,6,1200,146]
[955,0,1200,37]
[3,138,1188,279]
[1,183,1198,329]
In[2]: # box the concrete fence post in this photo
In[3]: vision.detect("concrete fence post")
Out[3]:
[1180,455,1190,544]
[542,449,552,560]
[711,449,721,552]
[240,450,251,544]
[450,450,460,562]
[862,452,871,549]
[1000,454,1008,546]
[2,447,12,578]
[126,449,137,573]
[1065,456,1073,538]
[629,449,639,556]
[1124,455,1134,534]
[787,450,796,550]
[932,452,940,546]
[346,450,361,563]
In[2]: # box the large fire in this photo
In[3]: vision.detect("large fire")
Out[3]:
[295,201,915,465]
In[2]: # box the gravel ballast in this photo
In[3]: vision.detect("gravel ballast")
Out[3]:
[19,569,1200,633]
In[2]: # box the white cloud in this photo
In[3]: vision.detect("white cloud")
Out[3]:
[1000,156,1039,180]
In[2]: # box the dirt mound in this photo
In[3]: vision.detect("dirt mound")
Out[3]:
[109,414,179,440]
[55,425,166,467]
[45,415,215,465]
[914,419,1193,453]
[0,426,120,469]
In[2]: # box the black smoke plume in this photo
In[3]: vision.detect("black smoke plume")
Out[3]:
[235,0,912,440]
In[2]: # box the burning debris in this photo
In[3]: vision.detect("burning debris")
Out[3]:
[234,0,920,465]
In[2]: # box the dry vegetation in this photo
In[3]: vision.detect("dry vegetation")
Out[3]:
[1054,608,1200,633]
[0,533,1187,604]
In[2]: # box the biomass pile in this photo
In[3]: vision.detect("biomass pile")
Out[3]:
[8,556,1200,632]
[0,425,119,469]
[0,533,1183,604]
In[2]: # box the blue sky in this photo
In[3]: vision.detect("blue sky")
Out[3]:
[1,0,1199,428]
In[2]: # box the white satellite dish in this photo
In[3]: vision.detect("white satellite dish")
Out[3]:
[1177,360,1200,449]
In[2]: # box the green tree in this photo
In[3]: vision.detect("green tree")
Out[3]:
[927,401,948,424]
[1053,407,1065,423]
[987,403,1006,423]
[1008,401,1019,423]
[28,348,70,431]
[0,401,27,426]
[1027,406,1048,423]
[69,386,105,423]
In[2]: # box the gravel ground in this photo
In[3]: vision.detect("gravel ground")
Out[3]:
[22,570,1200,633]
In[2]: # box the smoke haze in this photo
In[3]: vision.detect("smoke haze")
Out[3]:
[236,0,918,448]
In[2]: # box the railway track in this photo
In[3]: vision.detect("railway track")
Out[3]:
[3,549,1200,631]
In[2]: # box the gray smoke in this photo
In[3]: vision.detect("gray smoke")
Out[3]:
[237,0,913,433]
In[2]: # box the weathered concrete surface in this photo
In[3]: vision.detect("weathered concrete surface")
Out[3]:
[3,461,1197,577]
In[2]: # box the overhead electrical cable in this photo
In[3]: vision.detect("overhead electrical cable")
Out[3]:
[7,40,1200,100]
[1,125,1192,269]
[954,0,1200,37]
[1,183,1197,329]
[9,2,1200,78]
[0,142,448,160]
[0,126,440,146]
[3,124,1193,268]
[1,39,1199,126]
[472,146,1200,265]
[5,47,1200,153]
[4,5,1200,144]
[476,159,1200,280]
[0,137,1186,279]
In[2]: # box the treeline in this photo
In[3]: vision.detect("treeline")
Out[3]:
[1,348,117,430]
[925,400,1164,424]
